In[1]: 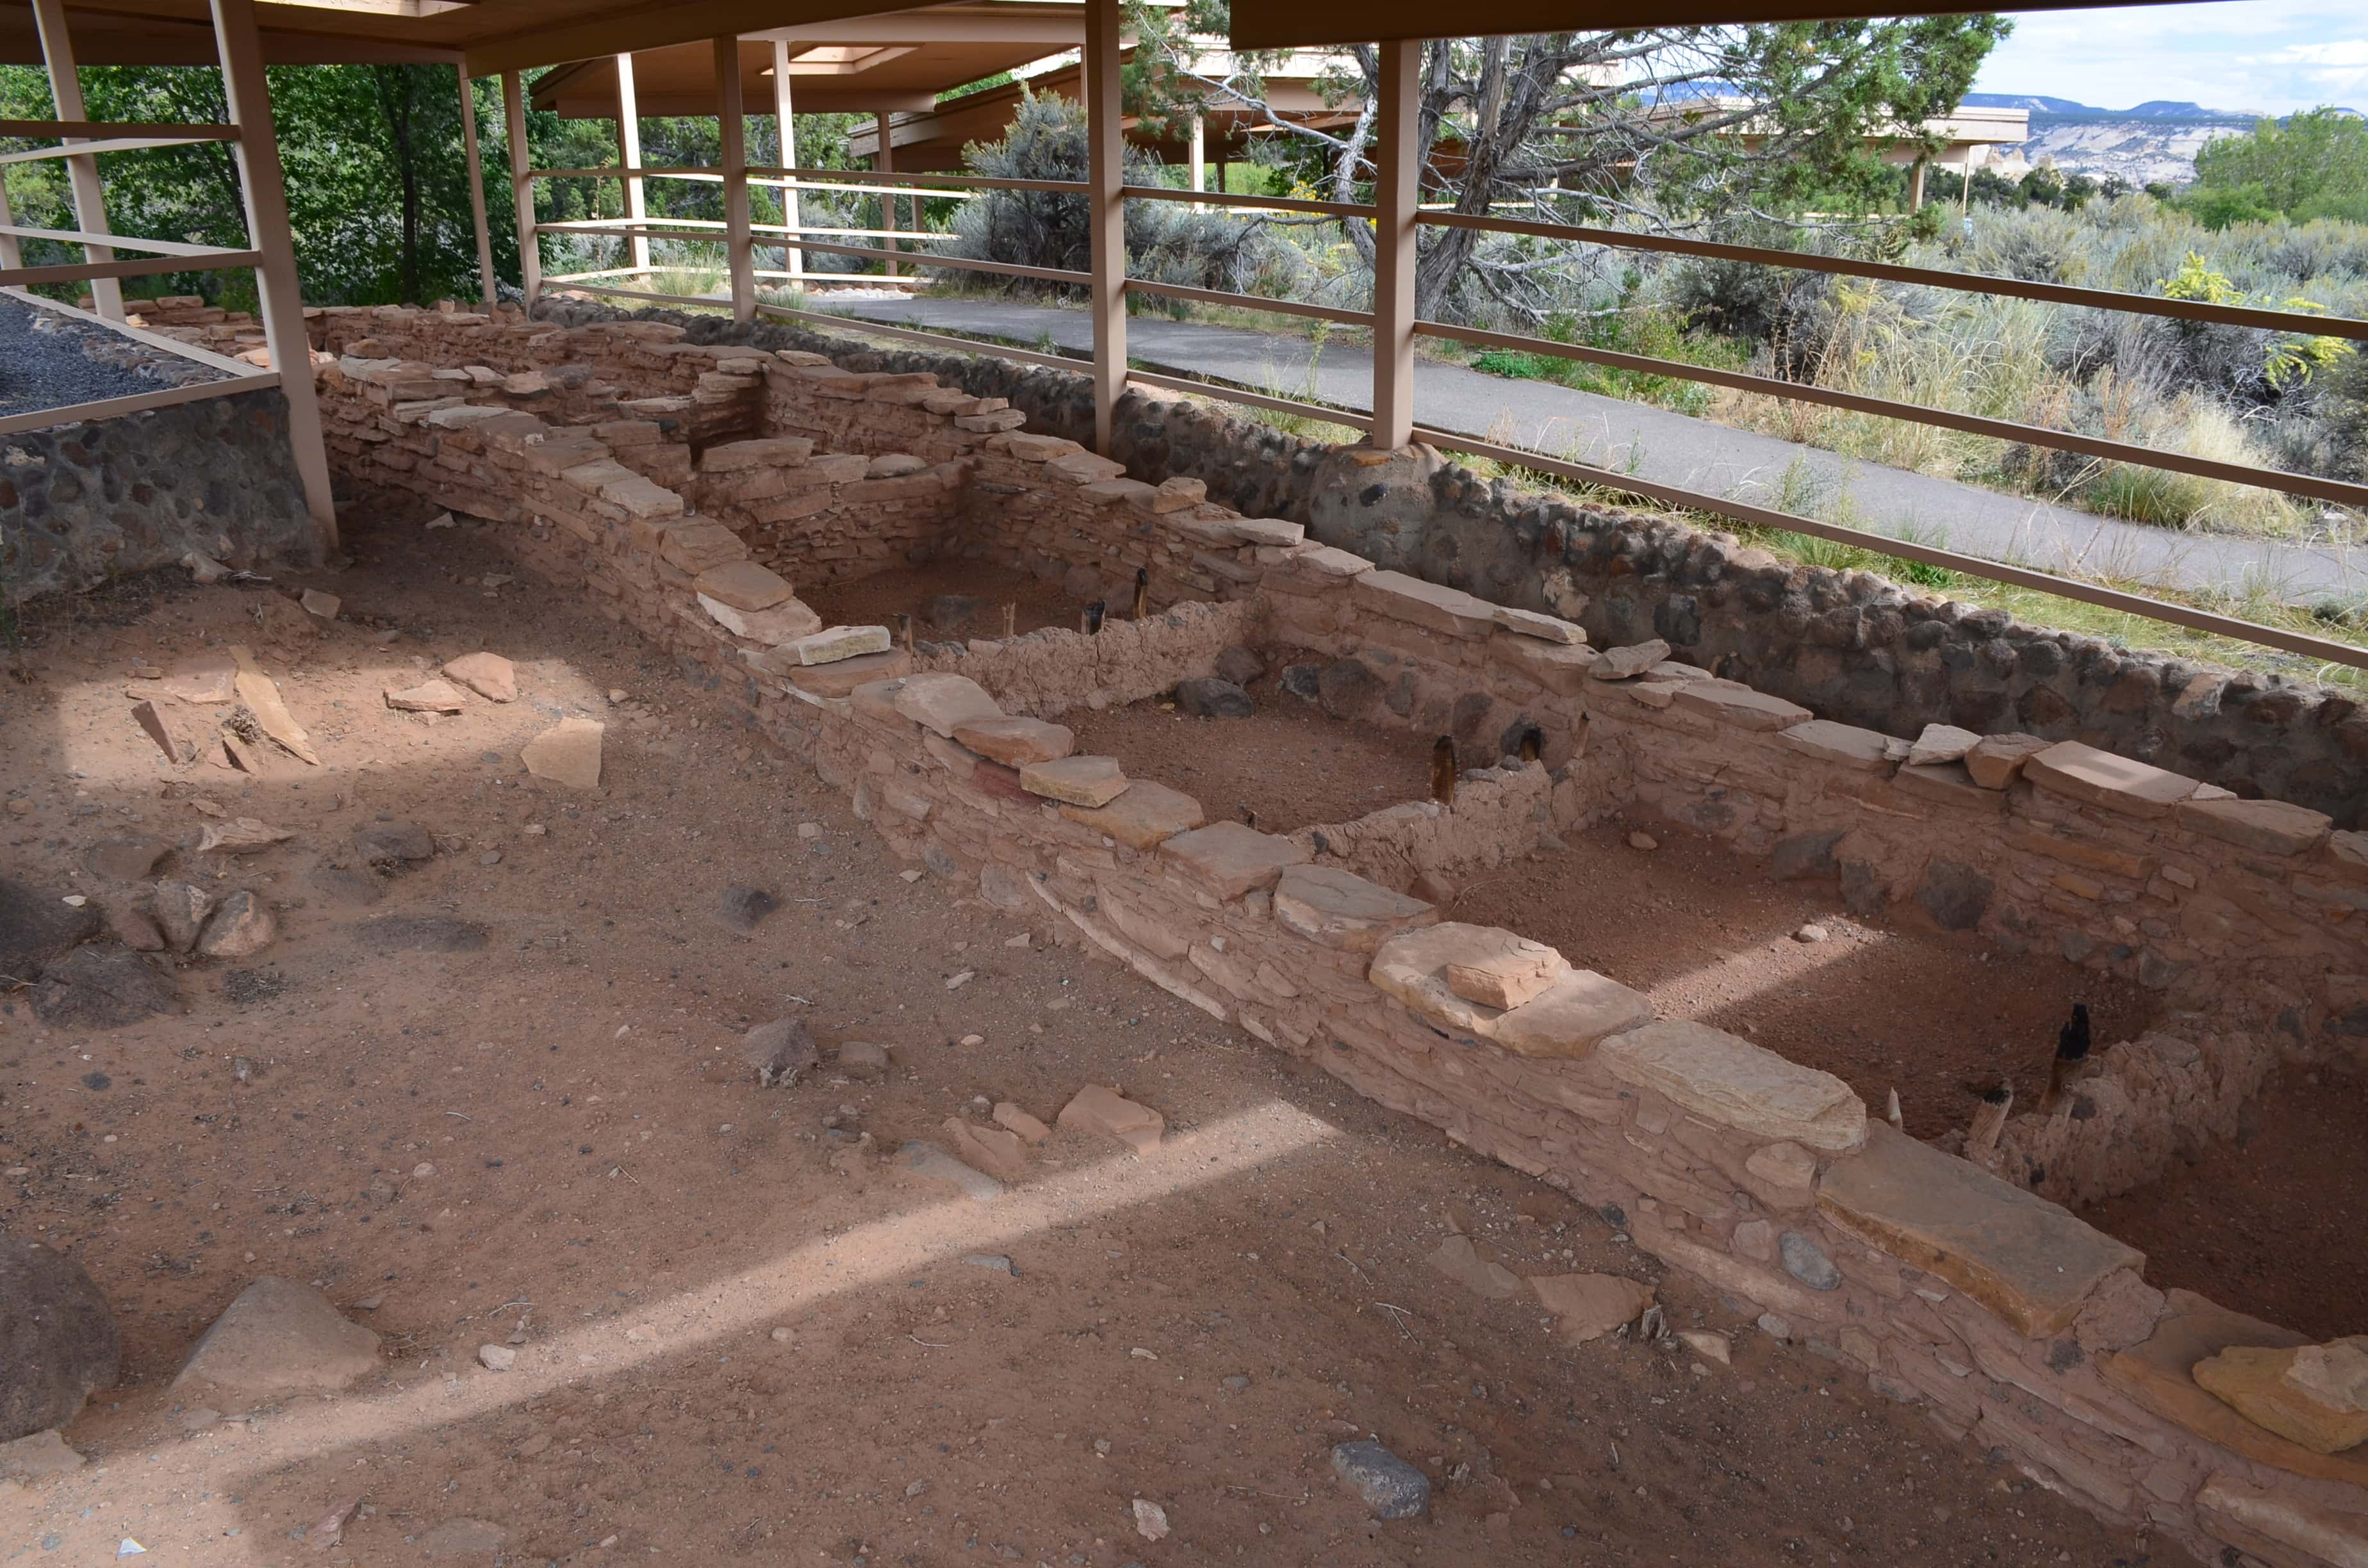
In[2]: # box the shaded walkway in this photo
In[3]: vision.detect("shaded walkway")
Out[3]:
[817,292,2367,606]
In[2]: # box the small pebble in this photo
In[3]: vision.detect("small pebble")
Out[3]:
[1793,924,1828,943]
[1627,831,1657,851]
[479,851,502,867]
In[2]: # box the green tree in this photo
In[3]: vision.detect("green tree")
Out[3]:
[2188,108,2368,225]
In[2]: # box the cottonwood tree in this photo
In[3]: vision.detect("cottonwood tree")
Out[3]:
[1126,3,2009,322]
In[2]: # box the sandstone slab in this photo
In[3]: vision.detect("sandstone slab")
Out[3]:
[1818,1122,2143,1337]
[1158,821,1310,900]
[174,1277,379,1401]
[1491,969,1654,1059]
[1906,723,1981,766]
[1061,780,1206,849]
[1599,1020,1866,1152]
[787,625,892,666]
[943,1118,1030,1182]
[130,696,208,765]
[1492,604,1586,644]
[1444,940,1568,1010]
[1021,755,1128,808]
[892,673,1003,737]
[1670,679,1814,732]
[692,559,794,612]
[1489,635,1597,694]
[895,1140,1005,1204]
[1780,720,1893,773]
[1428,1234,1524,1300]
[2196,1474,2368,1568]
[993,1101,1051,1143]
[1592,639,1670,680]
[1350,570,1496,639]
[954,715,1074,766]
[522,718,604,788]
[1057,1084,1163,1154]
[2102,1290,2368,1487]
[1964,732,2051,789]
[2176,795,2332,856]
[784,648,910,698]
[385,678,466,714]
[1274,865,1437,952]
[440,651,518,703]
[2194,1340,2368,1455]
[704,593,824,645]
[1531,1272,1655,1343]
[1370,922,1560,1039]
[2023,740,2199,819]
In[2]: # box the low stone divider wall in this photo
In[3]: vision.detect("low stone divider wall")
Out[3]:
[306,314,2368,1568]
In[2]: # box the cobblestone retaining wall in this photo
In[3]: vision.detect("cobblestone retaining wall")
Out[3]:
[300,307,2368,1568]
[1,386,313,604]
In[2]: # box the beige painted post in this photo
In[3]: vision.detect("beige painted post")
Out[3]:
[614,51,651,277]
[0,168,21,271]
[1083,0,1125,455]
[771,38,804,284]
[873,112,900,278]
[715,37,754,321]
[1189,111,1205,200]
[207,0,336,544]
[1370,38,1419,451]
[502,71,541,305]
[455,65,497,306]
[29,0,123,319]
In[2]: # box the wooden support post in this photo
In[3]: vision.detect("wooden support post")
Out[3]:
[771,39,803,285]
[501,71,540,306]
[716,36,753,322]
[873,111,899,278]
[1083,0,1124,455]
[614,51,650,277]
[0,168,21,271]
[455,65,496,306]
[29,0,122,319]
[1188,111,1205,204]
[207,0,334,546]
[1370,38,1419,452]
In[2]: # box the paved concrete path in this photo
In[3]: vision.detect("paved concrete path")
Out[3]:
[814,293,2364,606]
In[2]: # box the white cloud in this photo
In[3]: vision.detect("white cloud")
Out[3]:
[1974,0,2367,114]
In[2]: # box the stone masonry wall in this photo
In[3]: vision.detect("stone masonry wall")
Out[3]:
[301,313,2368,1568]
[1,386,313,604]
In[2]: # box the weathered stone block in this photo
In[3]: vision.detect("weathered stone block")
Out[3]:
[1274,865,1437,952]
[2023,740,2199,819]
[1060,780,1205,849]
[1158,821,1310,900]
[1598,1021,1866,1152]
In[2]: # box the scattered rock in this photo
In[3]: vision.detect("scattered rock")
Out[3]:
[1779,1230,1842,1291]
[105,906,165,952]
[129,697,208,765]
[1529,1273,1656,1341]
[1331,1440,1430,1519]
[1213,646,1265,685]
[195,892,275,959]
[151,881,213,951]
[0,876,103,980]
[477,1343,516,1372]
[1057,1084,1164,1154]
[0,1235,120,1443]
[195,817,292,855]
[173,1277,379,1401]
[1678,1330,1732,1366]
[942,1117,1030,1181]
[85,837,169,882]
[894,1140,1005,1204]
[385,678,467,714]
[1428,1234,1524,1300]
[0,1428,85,1479]
[181,550,229,584]
[1627,831,1658,851]
[299,588,341,622]
[714,885,778,936]
[963,1254,1018,1277]
[353,821,436,866]
[1907,723,1981,767]
[835,1041,891,1081]
[418,1519,506,1559]
[227,646,320,765]
[993,1101,1051,1143]
[30,946,178,1029]
[1132,1499,1171,1542]
[441,652,519,703]
[1793,924,1829,943]
[742,1017,818,1087]
[1174,678,1254,719]
[522,718,604,789]
[354,914,489,953]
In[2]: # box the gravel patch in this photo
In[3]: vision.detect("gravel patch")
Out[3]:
[0,296,229,419]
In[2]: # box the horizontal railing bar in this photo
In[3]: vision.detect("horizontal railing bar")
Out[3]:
[0,250,264,287]
[0,372,278,437]
[757,302,1082,371]
[536,222,727,241]
[1418,209,2368,343]
[547,279,717,309]
[755,177,977,201]
[1417,318,2368,511]
[523,165,723,183]
[0,224,251,259]
[784,239,1089,286]
[545,264,648,283]
[0,134,240,164]
[1130,368,1375,432]
[1123,183,1374,219]
[0,118,236,141]
[1408,422,2368,672]
[750,271,926,286]
[1124,277,1374,327]
[755,166,1085,195]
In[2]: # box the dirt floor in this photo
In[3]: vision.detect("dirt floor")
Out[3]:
[0,514,2194,1568]
[2082,1068,2368,1341]
[802,560,1094,644]
[1064,673,1439,833]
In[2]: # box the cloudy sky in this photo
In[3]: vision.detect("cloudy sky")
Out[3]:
[1973,0,2368,114]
